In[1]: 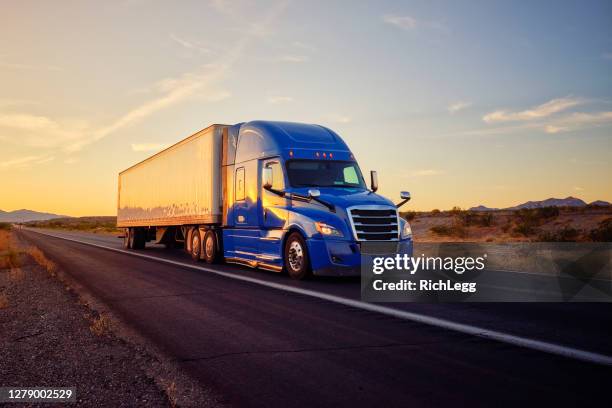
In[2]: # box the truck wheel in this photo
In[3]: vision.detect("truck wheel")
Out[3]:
[284,232,312,280]
[190,229,202,261]
[123,229,131,249]
[203,230,219,264]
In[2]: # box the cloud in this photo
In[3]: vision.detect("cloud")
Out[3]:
[170,33,211,54]
[0,61,62,71]
[0,154,54,169]
[277,55,309,63]
[325,114,351,124]
[292,41,317,52]
[0,113,85,148]
[452,110,612,137]
[544,125,567,134]
[448,101,472,114]
[267,96,293,104]
[574,186,584,192]
[411,169,444,177]
[382,14,447,31]
[0,0,289,167]
[483,97,584,123]
[383,15,417,30]
[131,143,171,152]
[209,0,234,14]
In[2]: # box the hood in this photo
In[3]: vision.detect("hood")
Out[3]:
[291,187,396,209]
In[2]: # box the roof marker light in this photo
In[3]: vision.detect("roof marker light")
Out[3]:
[289,150,293,157]
[323,152,327,158]
[316,152,320,157]
[329,153,333,158]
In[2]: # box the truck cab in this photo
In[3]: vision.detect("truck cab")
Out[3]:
[220,121,413,279]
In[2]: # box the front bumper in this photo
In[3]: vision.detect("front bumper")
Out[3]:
[307,238,414,277]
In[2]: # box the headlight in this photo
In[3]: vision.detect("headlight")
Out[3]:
[400,219,412,239]
[315,222,343,237]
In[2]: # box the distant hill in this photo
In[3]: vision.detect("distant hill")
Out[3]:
[469,197,610,212]
[589,200,611,207]
[508,196,587,210]
[0,209,69,223]
[469,205,498,212]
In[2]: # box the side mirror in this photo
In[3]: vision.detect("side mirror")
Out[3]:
[400,191,411,201]
[308,189,321,198]
[370,170,378,192]
[262,167,273,190]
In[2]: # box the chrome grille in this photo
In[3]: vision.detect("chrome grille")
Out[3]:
[348,206,399,241]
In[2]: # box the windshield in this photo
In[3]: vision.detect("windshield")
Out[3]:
[286,160,367,189]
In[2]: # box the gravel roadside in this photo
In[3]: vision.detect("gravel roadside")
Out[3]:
[0,231,217,407]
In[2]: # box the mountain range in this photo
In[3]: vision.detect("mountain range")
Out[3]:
[469,197,611,211]
[0,209,68,223]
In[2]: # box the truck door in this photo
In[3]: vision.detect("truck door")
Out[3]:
[258,158,288,263]
[230,163,260,260]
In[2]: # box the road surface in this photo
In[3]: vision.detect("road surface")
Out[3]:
[16,228,612,407]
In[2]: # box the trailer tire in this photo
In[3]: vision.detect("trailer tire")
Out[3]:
[203,230,219,264]
[123,229,131,249]
[190,229,202,261]
[284,232,312,280]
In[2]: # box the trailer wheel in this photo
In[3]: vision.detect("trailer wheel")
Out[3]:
[203,230,219,264]
[284,232,312,280]
[190,229,202,261]
[123,229,131,249]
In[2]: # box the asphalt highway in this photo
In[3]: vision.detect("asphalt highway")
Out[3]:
[16,228,612,407]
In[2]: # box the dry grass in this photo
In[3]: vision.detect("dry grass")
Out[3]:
[90,314,113,336]
[161,380,178,408]
[0,293,8,309]
[0,229,21,269]
[26,246,57,276]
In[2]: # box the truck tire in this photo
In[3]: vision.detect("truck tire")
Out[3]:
[123,229,131,249]
[284,232,312,280]
[203,230,219,264]
[190,229,202,261]
[133,228,146,250]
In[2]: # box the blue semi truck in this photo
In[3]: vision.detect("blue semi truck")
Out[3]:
[117,121,413,279]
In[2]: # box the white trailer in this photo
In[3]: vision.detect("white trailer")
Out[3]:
[117,124,227,232]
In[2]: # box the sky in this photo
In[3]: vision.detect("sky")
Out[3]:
[0,0,611,215]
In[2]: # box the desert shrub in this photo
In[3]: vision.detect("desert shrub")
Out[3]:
[536,206,559,219]
[90,314,112,336]
[0,222,11,230]
[431,209,441,215]
[538,226,581,242]
[513,222,535,236]
[479,213,494,227]
[455,211,495,227]
[449,206,462,216]
[401,211,416,221]
[589,218,612,242]
[430,222,467,238]
[501,222,512,233]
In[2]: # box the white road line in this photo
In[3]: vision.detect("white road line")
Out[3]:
[23,228,612,367]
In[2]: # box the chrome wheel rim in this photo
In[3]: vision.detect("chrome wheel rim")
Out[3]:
[192,234,200,256]
[288,240,303,271]
[205,235,214,258]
